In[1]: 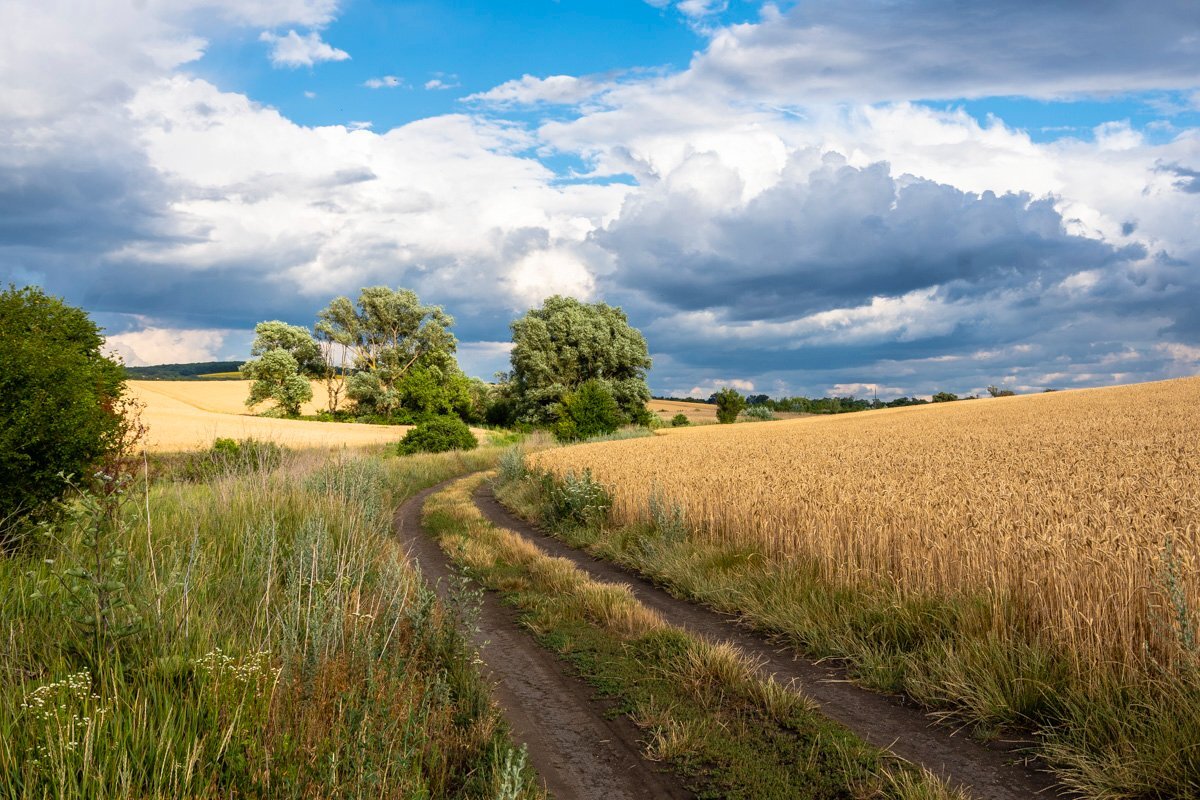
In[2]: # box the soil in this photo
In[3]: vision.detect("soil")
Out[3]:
[393,482,694,800]
[473,484,1065,800]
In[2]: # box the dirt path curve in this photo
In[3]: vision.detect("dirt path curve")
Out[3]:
[475,484,1063,800]
[394,481,694,800]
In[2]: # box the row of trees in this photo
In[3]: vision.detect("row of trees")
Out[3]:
[241,290,653,441]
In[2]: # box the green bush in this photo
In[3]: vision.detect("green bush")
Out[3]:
[540,469,611,529]
[398,416,478,455]
[671,413,691,427]
[179,438,285,481]
[713,387,746,424]
[552,380,622,443]
[0,286,125,548]
[742,405,775,421]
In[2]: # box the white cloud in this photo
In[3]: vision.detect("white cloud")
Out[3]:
[467,74,609,106]
[425,73,460,90]
[106,326,230,366]
[259,30,350,68]
[364,75,402,89]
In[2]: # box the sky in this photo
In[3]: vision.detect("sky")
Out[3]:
[2,0,1199,399]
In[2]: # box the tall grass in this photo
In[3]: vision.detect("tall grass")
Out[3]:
[0,444,542,799]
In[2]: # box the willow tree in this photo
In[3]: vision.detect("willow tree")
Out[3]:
[507,295,651,424]
[316,287,464,418]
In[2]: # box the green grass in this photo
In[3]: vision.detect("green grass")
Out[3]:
[424,474,967,800]
[495,462,1200,800]
[0,444,543,799]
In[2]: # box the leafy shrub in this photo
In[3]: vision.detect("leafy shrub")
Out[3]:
[398,416,478,455]
[175,438,286,481]
[742,405,775,421]
[497,447,529,484]
[540,469,612,529]
[671,413,691,427]
[0,286,125,548]
[552,380,622,443]
[713,387,746,424]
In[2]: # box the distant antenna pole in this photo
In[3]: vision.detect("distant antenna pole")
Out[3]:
[873,384,877,402]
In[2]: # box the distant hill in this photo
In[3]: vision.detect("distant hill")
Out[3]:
[124,361,245,380]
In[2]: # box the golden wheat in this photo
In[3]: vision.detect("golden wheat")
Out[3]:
[533,377,1200,670]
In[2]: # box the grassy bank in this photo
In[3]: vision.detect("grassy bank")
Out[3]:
[0,444,542,799]
[424,471,965,800]
[495,453,1200,800]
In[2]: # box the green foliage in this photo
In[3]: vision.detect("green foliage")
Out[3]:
[671,413,691,427]
[931,391,959,403]
[742,404,775,421]
[552,379,622,443]
[507,295,651,424]
[248,321,322,376]
[398,416,478,455]
[986,385,1016,398]
[169,438,286,482]
[539,469,612,529]
[240,348,312,417]
[318,287,459,419]
[0,286,125,548]
[713,387,746,424]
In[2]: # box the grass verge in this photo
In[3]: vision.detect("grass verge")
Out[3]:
[0,443,543,799]
[494,458,1200,800]
[423,472,967,800]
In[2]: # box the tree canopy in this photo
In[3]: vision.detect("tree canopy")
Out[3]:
[0,286,125,546]
[508,295,651,424]
[316,287,465,419]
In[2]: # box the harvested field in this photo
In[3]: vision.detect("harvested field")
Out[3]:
[647,399,718,423]
[127,380,414,451]
[539,378,1200,672]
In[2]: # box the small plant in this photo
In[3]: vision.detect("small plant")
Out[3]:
[179,438,285,481]
[671,413,691,427]
[541,470,612,529]
[398,416,478,455]
[647,490,687,541]
[497,447,528,485]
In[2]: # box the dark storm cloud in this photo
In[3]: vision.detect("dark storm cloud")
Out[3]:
[597,154,1144,322]
[1158,162,1200,193]
[695,0,1200,103]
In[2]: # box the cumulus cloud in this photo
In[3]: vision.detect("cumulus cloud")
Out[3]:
[467,74,610,106]
[689,0,1200,104]
[364,75,402,89]
[425,73,460,90]
[259,30,350,68]
[106,326,230,367]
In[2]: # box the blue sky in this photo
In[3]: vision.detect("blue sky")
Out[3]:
[3,0,1200,398]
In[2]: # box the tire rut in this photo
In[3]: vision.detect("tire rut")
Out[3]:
[474,483,1063,800]
[394,480,694,800]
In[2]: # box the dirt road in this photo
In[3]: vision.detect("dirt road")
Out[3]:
[394,482,693,800]
[473,484,1061,800]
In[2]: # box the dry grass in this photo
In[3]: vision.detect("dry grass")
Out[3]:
[535,377,1200,673]
[126,381,414,451]
[648,399,721,423]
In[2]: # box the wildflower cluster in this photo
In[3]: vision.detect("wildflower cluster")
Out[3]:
[19,670,111,768]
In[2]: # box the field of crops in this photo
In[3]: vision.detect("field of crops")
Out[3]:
[533,378,1200,672]
[126,380,414,451]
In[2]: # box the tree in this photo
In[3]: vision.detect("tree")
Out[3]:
[0,286,125,548]
[241,349,312,417]
[986,385,1015,398]
[398,416,478,455]
[714,387,745,423]
[508,295,651,424]
[249,321,322,376]
[317,287,458,418]
[552,380,623,442]
[931,391,959,403]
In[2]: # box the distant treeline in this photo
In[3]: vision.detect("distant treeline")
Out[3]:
[124,361,245,380]
[653,390,981,415]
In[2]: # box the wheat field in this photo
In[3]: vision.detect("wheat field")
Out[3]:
[533,377,1200,670]
[126,380,416,451]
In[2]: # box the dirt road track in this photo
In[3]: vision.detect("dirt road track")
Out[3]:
[473,484,1063,800]
[394,481,694,800]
